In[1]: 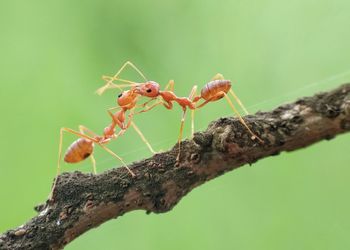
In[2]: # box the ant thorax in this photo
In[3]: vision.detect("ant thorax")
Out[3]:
[117,89,138,107]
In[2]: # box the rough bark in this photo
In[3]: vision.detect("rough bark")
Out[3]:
[1,83,350,250]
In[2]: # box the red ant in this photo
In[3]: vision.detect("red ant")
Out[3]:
[50,72,156,198]
[97,61,263,160]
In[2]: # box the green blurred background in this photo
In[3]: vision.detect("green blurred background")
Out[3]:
[1,0,350,249]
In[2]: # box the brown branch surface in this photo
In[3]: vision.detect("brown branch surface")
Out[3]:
[1,84,350,250]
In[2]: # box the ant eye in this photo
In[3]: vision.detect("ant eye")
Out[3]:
[146,89,152,93]
[118,93,122,98]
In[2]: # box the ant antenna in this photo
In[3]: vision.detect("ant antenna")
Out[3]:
[96,61,148,95]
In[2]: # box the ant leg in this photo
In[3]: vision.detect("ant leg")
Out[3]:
[182,85,197,137]
[139,98,157,108]
[99,144,135,176]
[134,100,164,114]
[90,154,97,174]
[79,125,98,138]
[211,73,225,81]
[176,85,198,160]
[223,93,264,143]
[164,80,175,91]
[191,109,195,138]
[178,85,197,141]
[190,86,198,138]
[195,98,212,109]
[96,61,147,95]
[124,108,156,154]
[132,97,160,111]
[108,106,120,112]
[79,126,98,174]
[130,122,156,154]
[176,109,188,161]
[229,89,249,115]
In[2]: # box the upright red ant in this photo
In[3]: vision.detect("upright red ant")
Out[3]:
[97,61,263,159]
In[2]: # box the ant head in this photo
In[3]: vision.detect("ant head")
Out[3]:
[136,81,160,97]
[117,90,136,106]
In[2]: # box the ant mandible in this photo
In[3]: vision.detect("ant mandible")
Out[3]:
[97,61,263,160]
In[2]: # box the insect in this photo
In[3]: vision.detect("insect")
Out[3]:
[49,81,156,199]
[97,61,263,160]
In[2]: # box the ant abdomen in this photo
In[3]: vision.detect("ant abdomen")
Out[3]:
[64,138,94,163]
[201,79,231,100]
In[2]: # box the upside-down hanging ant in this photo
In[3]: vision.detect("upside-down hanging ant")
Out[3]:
[97,61,263,160]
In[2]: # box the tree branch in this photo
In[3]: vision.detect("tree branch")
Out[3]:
[1,84,350,250]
